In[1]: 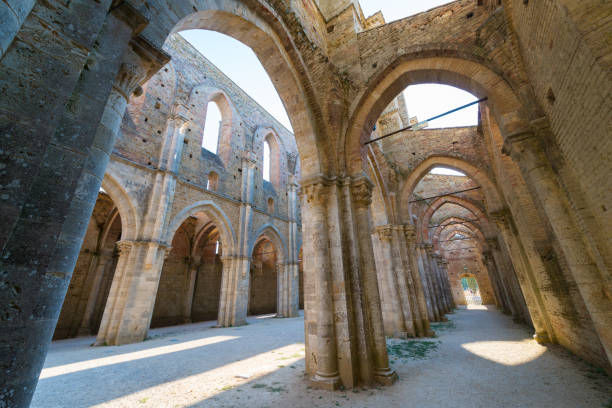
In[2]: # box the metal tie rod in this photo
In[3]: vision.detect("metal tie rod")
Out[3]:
[427,219,480,228]
[409,186,481,203]
[364,97,488,145]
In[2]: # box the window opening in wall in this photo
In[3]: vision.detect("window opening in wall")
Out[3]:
[263,140,271,182]
[215,240,220,255]
[202,101,222,153]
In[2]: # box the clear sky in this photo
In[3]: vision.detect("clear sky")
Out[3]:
[181,0,476,144]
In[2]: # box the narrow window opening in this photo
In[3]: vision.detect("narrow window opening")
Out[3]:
[267,197,274,214]
[263,140,271,182]
[202,101,222,153]
[215,240,220,255]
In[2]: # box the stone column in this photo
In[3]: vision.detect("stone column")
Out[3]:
[423,245,443,320]
[95,241,170,345]
[435,256,452,312]
[504,125,612,365]
[415,244,437,321]
[277,262,299,318]
[219,152,257,326]
[482,249,508,312]
[182,256,201,324]
[349,178,397,385]
[390,225,423,337]
[439,259,455,309]
[491,210,553,343]
[404,225,433,336]
[375,226,411,338]
[432,253,449,314]
[301,179,340,390]
[0,7,166,403]
[77,249,114,336]
[282,175,300,318]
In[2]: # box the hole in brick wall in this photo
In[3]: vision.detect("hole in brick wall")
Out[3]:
[164,68,168,72]
[372,63,377,68]
[142,138,147,143]
[157,130,162,134]
[466,11,474,18]
[161,84,165,87]
[602,205,607,212]
[148,161,152,166]
[523,0,528,4]
[327,25,335,33]
[546,88,556,105]
[549,39,554,50]
[189,154,193,158]
[195,91,199,94]
[184,140,188,144]
[154,102,161,109]
[144,117,148,122]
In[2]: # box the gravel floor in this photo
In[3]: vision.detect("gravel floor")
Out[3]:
[31,306,611,408]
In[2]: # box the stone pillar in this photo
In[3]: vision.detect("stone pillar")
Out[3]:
[182,256,201,324]
[432,253,449,313]
[482,249,509,312]
[301,176,397,389]
[277,262,299,318]
[95,241,169,345]
[375,226,410,338]
[504,125,612,365]
[282,175,300,318]
[77,249,114,336]
[415,244,437,321]
[0,6,165,403]
[439,259,455,309]
[423,245,443,320]
[435,256,452,312]
[219,152,257,326]
[491,210,554,343]
[404,225,433,336]
[349,177,397,385]
[391,225,423,337]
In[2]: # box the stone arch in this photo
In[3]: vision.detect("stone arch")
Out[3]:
[419,195,489,242]
[344,53,532,176]
[249,224,288,264]
[101,170,140,241]
[145,0,328,177]
[400,155,503,221]
[432,216,485,247]
[165,201,237,257]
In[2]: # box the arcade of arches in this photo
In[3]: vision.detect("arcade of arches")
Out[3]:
[0,0,610,407]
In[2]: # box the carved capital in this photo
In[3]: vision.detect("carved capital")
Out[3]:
[376,225,393,241]
[403,224,417,243]
[350,176,373,208]
[113,35,171,101]
[115,240,133,255]
[300,175,335,205]
[489,209,513,230]
[241,151,257,168]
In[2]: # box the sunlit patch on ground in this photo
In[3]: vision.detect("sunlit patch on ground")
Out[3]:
[461,339,546,366]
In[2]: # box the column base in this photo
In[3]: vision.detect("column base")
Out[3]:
[392,331,409,339]
[374,369,398,386]
[440,316,448,322]
[427,330,436,337]
[533,332,550,344]
[310,374,341,390]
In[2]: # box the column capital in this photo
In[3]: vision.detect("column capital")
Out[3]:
[300,175,334,205]
[350,176,373,208]
[113,35,171,101]
[403,224,417,243]
[241,150,257,167]
[376,225,393,241]
[115,240,134,254]
[489,208,514,231]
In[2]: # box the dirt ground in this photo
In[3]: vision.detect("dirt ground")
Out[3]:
[31,306,611,408]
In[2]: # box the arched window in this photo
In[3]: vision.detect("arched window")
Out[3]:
[263,133,281,188]
[202,101,222,153]
[263,139,271,182]
[206,171,219,191]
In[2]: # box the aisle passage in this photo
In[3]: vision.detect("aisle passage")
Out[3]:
[32,308,611,408]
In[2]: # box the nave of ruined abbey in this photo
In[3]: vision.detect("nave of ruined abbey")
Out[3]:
[0,0,610,407]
